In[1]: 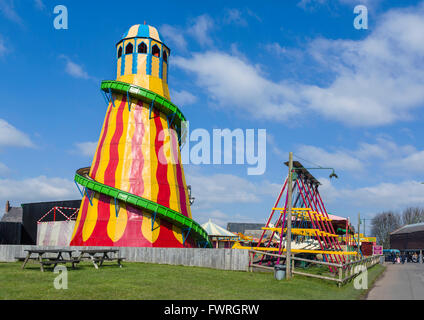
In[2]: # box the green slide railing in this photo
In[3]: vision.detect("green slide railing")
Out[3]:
[101,80,186,143]
[75,168,211,248]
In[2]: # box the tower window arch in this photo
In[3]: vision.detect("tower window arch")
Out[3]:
[117,46,123,58]
[163,50,168,63]
[138,42,147,54]
[125,43,134,54]
[152,44,160,58]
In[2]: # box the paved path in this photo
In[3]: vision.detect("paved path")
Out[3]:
[367,263,424,300]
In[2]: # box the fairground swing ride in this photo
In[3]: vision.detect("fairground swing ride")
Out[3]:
[233,160,357,272]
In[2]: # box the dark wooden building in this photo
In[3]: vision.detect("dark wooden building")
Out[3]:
[390,223,424,250]
[1,200,81,245]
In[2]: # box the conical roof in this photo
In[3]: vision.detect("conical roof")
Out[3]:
[121,24,163,43]
[201,219,237,237]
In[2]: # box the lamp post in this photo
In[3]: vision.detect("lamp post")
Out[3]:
[360,218,372,237]
[357,213,364,258]
[286,152,294,280]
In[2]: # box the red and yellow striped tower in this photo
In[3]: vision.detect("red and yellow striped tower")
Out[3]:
[70,24,210,248]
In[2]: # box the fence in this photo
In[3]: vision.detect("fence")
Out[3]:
[0,245,250,271]
[248,249,383,286]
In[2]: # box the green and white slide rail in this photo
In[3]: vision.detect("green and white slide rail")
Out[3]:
[101,80,186,144]
[75,167,212,248]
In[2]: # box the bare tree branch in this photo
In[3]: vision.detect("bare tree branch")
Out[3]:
[401,207,424,225]
[371,211,401,248]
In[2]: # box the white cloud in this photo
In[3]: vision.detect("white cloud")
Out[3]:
[173,51,300,121]
[194,209,231,227]
[0,35,6,56]
[294,137,423,176]
[320,178,424,212]
[177,4,424,127]
[160,24,187,51]
[223,9,247,26]
[355,137,416,161]
[300,5,424,126]
[0,119,34,148]
[161,9,257,52]
[0,0,23,25]
[338,0,376,6]
[297,0,326,9]
[187,14,214,46]
[386,150,424,175]
[267,133,287,158]
[34,0,44,10]
[246,9,262,23]
[296,145,364,172]
[59,55,92,80]
[298,0,378,9]
[0,162,9,176]
[73,141,97,158]
[0,176,80,204]
[160,14,214,51]
[171,90,197,106]
[265,42,287,56]
[187,172,280,209]
[188,173,259,206]
[193,209,261,228]
[309,138,424,215]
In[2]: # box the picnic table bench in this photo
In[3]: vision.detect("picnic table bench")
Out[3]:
[19,248,125,271]
[21,249,79,272]
[76,249,125,269]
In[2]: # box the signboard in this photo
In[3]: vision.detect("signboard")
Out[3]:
[339,235,376,243]
[373,245,383,255]
[362,237,376,243]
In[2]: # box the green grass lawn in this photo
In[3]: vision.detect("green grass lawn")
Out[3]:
[0,261,385,300]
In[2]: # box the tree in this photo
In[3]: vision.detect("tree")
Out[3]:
[371,211,401,248]
[401,207,424,225]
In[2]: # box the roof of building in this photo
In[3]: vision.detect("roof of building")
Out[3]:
[391,222,424,235]
[202,219,237,237]
[121,24,163,43]
[227,222,264,234]
[328,214,347,221]
[1,206,23,223]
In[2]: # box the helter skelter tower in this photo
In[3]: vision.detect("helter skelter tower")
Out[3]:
[70,24,210,248]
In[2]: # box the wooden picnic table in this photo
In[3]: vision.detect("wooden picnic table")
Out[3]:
[21,249,78,272]
[76,249,124,269]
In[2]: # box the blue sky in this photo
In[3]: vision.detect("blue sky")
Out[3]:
[1,0,424,234]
